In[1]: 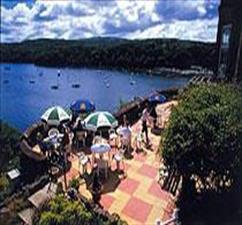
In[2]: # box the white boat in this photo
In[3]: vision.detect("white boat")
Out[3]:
[130,78,136,85]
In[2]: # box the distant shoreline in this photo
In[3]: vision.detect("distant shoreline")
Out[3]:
[1,61,214,79]
[1,37,216,77]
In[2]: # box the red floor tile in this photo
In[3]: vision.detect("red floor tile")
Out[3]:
[100,194,115,210]
[122,196,153,223]
[118,178,139,195]
[148,181,171,202]
[133,153,147,162]
[138,164,157,179]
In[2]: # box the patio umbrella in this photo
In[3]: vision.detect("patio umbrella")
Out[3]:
[148,94,166,104]
[91,143,111,153]
[41,106,70,126]
[83,111,118,131]
[70,99,95,114]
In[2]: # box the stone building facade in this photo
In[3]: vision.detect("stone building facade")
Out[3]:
[217,0,242,82]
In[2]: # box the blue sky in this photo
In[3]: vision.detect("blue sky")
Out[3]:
[1,0,220,43]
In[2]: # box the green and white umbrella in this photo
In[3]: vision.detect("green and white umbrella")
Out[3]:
[83,111,118,131]
[41,106,71,126]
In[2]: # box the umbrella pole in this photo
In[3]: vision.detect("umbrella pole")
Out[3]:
[62,149,68,191]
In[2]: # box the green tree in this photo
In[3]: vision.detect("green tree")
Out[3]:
[0,121,21,172]
[38,195,92,225]
[161,84,242,195]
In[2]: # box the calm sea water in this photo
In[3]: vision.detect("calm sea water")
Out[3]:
[0,63,188,131]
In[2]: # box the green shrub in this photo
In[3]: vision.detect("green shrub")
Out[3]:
[38,195,92,225]
[161,84,242,194]
[0,174,9,192]
[0,121,21,172]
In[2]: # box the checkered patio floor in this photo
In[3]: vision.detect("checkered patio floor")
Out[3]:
[60,101,177,225]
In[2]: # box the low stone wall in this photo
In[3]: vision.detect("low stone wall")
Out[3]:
[0,175,49,210]
[114,87,179,126]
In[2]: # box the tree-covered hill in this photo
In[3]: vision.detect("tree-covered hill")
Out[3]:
[0,37,217,71]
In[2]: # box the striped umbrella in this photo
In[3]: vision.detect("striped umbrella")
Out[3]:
[83,111,118,131]
[41,106,70,126]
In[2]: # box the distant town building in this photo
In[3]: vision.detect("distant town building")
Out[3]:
[216,0,242,82]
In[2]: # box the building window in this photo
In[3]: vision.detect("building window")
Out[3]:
[218,24,232,77]
[221,24,232,49]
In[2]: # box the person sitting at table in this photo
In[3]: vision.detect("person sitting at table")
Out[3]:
[93,131,102,144]
[36,132,49,155]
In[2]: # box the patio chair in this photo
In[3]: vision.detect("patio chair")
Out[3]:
[79,152,90,175]
[113,148,125,172]
[134,132,144,152]
[109,131,118,150]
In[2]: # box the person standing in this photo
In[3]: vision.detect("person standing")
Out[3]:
[141,103,150,146]
[122,114,129,127]
[150,104,158,129]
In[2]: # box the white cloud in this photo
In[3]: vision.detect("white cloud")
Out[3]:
[125,18,218,43]
[0,0,219,43]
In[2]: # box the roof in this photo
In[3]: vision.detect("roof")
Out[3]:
[28,183,57,208]
[18,207,35,225]
[7,168,20,180]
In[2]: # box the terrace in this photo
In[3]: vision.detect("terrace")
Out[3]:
[57,100,178,224]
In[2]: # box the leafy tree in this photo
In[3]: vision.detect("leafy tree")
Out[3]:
[0,121,21,172]
[37,195,127,225]
[161,84,242,195]
[0,38,216,72]
[38,195,92,225]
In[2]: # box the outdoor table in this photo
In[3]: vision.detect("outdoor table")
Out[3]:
[91,143,111,178]
[48,128,59,137]
[117,126,132,137]
[91,143,111,154]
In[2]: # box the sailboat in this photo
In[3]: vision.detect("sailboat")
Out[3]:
[129,73,136,85]
[106,82,110,88]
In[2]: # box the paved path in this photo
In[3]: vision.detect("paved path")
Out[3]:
[60,101,178,225]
